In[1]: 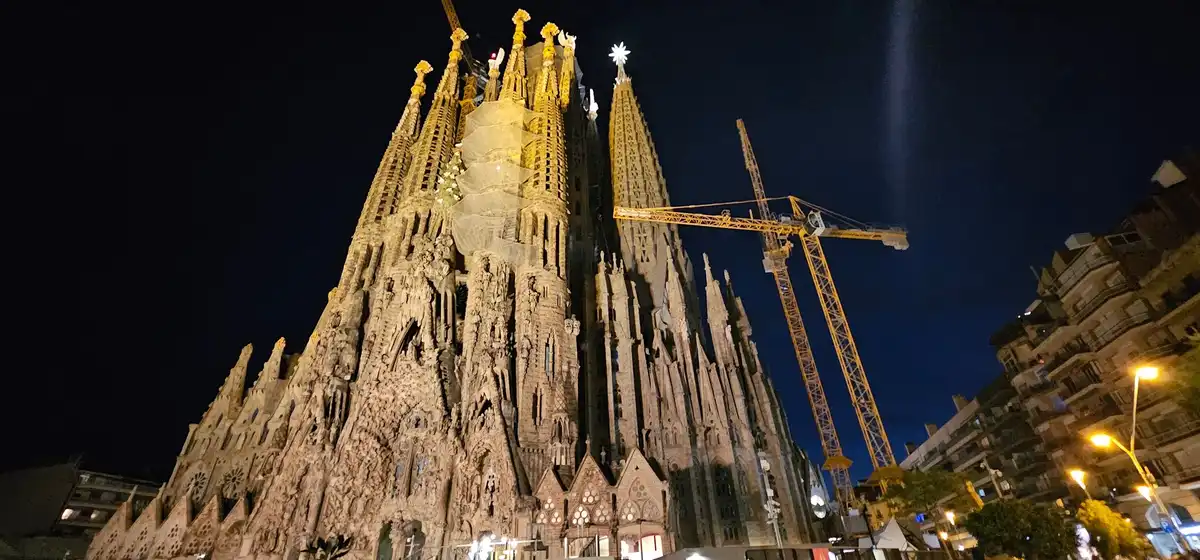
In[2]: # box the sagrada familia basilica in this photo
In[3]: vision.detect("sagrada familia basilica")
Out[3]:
[88,10,829,560]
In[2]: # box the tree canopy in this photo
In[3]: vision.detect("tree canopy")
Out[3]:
[1076,499,1150,560]
[963,500,1078,560]
[883,469,976,519]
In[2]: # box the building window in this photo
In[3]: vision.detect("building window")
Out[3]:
[91,510,108,522]
[61,509,77,520]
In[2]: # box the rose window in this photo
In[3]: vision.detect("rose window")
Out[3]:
[582,489,597,504]
[571,506,590,526]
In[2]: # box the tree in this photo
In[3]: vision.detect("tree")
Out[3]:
[883,469,976,519]
[1166,345,1200,415]
[1076,499,1150,560]
[964,500,1078,560]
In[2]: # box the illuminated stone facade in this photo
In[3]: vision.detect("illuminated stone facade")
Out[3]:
[87,11,825,560]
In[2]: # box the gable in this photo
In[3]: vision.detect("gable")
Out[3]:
[120,497,162,560]
[152,499,192,559]
[615,450,667,525]
[181,495,223,555]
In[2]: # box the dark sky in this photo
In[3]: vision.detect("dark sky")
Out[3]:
[5,1,1197,485]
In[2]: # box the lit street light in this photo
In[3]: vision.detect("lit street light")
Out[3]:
[1130,365,1159,453]
[1068,469,1092,499]
[944,510,956,526]
[1086,364,1192,552]
[937,530,956,560]
[1089,431,1191,552]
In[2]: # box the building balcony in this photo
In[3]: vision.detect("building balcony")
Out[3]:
[1018,379,1060,398]
[1093,313,1154,350]
[1063,380,1104,405]
[1142,417,1200,450]
[1030,319,1069,351]
[1118,387,1172,415]
[1072,406,1125,434]
[1127,341,1187,365]
[1071,282,1137,323]
[1159,281,1199,315]
[1168,464,1200,484]
[1057,254,1117,296]
[1030,408,1071,429]
[1036,336,1096,379]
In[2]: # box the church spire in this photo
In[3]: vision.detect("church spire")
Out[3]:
[500,10,530,105]
[398,29,467,203]
[355,61,432,229]
[218,344,253,406]
[557,30,576,110]
[456,73,478,143]
[534,23,560,110]
[483,49,504,102]
[607,42,697,314]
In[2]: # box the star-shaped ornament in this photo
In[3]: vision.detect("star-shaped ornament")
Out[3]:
[609,43,630,66]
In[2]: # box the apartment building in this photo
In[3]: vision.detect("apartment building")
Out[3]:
[990,155,1200,552]
[0,460,160,560]
[899,377,1058,547]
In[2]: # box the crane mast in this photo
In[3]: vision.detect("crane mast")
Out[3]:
[736,121,855,504]
[737,122,900,479]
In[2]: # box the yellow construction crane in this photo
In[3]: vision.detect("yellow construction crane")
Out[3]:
[612,120,907,504]
[440,0,486,81]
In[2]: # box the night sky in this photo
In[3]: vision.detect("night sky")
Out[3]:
[6,1,1198,486]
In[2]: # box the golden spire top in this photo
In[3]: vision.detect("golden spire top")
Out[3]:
[511,9,531,42]
[557,29,577,109]
[540,23,559,62]
[431,29,466,100]
[411,60,433,98]
[500,10,530,103]
[449,28,468,63]
[610,43,631,85]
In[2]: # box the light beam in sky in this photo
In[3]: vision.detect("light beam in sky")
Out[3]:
[885,0,916,222]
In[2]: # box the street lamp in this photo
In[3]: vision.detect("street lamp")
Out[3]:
[1088,432,1191,551]
[937,531,954,560]
[944,510,956,526]
[1130,365,1159,452]
[1068,469,1092,500]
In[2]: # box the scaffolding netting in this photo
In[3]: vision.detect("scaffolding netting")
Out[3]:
[448,99,537,265]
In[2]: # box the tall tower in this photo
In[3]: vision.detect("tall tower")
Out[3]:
[607,45,700,329]
[513,21,581,478]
